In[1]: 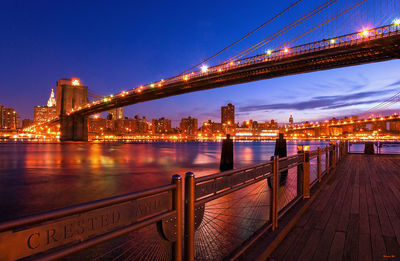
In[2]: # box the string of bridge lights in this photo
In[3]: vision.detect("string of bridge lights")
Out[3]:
[23,20,400,133]
[67,20,400,116]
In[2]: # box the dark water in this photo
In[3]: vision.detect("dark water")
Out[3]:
[0,140,329,222]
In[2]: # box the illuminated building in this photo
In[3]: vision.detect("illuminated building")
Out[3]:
[123,118,137,134]
[34,106,57,123]
[109,107,124,120]
[0,106,20,129]
[56,78,88,115]
[0,105,2,128]
[47,89,56,107]
[180,116,198,135]
[135,116,150,134]
[221,103,235,125]
[260,129,279,138]
[235,128,254,137]
[289,114,294,127]
[22,119,34,128]
[33,89,57,123]
[152,117,172,134]
[88,116,106,134]
[389,121,400,133]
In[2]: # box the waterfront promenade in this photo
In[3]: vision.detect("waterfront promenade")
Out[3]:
[248,154,400,261]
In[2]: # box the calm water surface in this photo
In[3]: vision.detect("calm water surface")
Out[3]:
[0,140,329,222]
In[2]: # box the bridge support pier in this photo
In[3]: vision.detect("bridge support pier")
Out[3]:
[60,115,88,141]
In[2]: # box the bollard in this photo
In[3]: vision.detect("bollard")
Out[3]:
[172,175,183,261]
[220,134,234,171]
[317,147,321,182]
[270,156,279,231]
[303,149,310,199]
[184,172,195,261]
[274,133,288,186]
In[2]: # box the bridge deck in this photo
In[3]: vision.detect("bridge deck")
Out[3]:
[269,154,400,261]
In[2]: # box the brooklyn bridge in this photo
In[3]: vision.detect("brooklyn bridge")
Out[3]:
[25,22,400,141]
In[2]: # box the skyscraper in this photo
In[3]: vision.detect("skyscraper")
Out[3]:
[47,89,56,107]
[221,103,235,125]
[289,114,294,127]
[34,89,57,123]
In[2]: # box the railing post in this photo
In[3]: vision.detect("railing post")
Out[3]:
[297,147,304,197]
[326,145,329,175]
[270,156,279,231]
[341,141,344,158]
[317,147,321,182]
[303,149,310,199]
[184,172,195,261]
[172,175,183,261]
[331,143,336,169]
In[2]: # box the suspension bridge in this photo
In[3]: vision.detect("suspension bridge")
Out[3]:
[20,0,400,141]
[3,0,400,260]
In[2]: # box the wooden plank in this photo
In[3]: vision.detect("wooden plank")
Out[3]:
[358,234,372,261]
[359,184,370,235]
[280,226,315,261]
[328,232,346,261]
[266,155,400,261]
[343,213,360,261]
[269,227,302,260]
[296,229,323,261]
[370,171,395,237]
[383,236,400,260]
[370,219,387,261]
[336,170,355,232]
[350,165,360,214]
[312,156,353,261]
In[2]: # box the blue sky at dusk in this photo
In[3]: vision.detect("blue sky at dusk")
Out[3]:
[1,0,399,126]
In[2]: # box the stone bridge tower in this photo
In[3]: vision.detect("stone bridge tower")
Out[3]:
[56,78,89,141]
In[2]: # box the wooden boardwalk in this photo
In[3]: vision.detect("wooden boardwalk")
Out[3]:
[269,154,400,261]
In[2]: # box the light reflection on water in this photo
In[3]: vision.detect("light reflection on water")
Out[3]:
[0,140,329,222]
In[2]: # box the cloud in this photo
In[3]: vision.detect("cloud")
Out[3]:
[386,79,400,88]
[239,89,396,112]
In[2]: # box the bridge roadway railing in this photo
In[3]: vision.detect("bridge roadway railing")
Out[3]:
[52,23,399,120]
[155,24,399,87]
[0,142,348,260]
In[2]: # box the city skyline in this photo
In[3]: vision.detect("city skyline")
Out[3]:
[1,0,400,125]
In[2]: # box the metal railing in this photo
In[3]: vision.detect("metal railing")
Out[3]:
[183,141,347,260]
[0,175,183,261]
[348,140,400,154]
[0,142,349,260]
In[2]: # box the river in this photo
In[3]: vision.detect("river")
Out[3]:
[0,140,331,222]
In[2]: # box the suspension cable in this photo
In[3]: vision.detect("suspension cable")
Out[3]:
[225,0,336,63]
[179,0,305,75]
[272,0,368,54]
